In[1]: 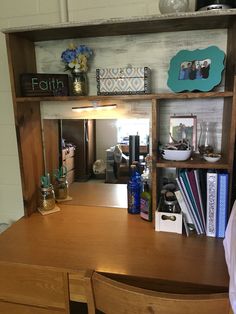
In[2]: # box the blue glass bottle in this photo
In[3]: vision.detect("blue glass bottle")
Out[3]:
[132,161,142,192]
[127,165,141,214]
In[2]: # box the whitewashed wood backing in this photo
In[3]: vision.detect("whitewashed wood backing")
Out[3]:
[36,29,226,152]
[36,29,227,94]
[159,98,223,152]
[40,100,152,119]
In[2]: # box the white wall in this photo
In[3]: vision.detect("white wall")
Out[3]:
[0,0,197,29]
[0,0,64,28]
[0,0,63,224]
[96,120,117,161]
[0,32,23,224]
[67,0,196,23]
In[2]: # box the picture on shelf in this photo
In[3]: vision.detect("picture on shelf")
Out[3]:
[167,46,225,92]
[169,115,197,150]
[178,59,211,80]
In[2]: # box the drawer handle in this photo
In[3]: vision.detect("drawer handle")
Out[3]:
[161,215,176,221]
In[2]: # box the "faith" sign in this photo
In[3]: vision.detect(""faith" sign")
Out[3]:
[21,73,69,97]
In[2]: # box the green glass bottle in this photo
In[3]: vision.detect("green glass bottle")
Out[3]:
[140,181,152,221]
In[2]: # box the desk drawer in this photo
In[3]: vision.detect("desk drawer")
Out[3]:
[0,301,66,314]
[62,148,75,160]
[0,264,69,311]
[63,157,74,172]
[67,170,74,185]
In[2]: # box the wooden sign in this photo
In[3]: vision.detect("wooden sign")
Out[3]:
[20,73,69,97]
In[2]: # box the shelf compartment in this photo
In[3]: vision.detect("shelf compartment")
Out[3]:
[156,154,229,170]
[15,91,233,103]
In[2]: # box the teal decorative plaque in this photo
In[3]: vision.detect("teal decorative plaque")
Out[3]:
[167,46,225,92]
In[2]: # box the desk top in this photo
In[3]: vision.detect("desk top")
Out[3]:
[0,205,228,289]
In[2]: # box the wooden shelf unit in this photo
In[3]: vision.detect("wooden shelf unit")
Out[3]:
[156,156,230,170]
[151,80,236,215]
[15,91,233,102]
[4,10,236,216]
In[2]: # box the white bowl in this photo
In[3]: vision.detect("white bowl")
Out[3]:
[162,149,192,161]
[203,154,221,163]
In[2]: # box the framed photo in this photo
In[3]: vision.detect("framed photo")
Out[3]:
[167,46,225,92]
[169,115,197,150]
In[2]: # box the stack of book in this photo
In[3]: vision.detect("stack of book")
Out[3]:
[175,169,228,238]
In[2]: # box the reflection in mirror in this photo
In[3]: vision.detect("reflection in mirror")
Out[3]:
[42,99,151,207]
[43,117,150,207]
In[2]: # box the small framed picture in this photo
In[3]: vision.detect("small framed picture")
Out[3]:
[169,115,197,150]
[167,46,225,92]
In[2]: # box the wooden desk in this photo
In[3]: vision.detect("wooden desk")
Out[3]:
[0,205,229,305]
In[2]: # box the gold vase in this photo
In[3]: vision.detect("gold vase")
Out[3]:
[72,70,88,96]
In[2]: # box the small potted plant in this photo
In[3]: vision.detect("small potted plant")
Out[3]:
[61,43,93,96]
[54,166,68,200]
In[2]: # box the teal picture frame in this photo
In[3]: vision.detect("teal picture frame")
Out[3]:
[167,46,225,92]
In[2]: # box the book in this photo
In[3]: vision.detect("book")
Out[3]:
[206,171,218,237]
[179,170,204,233]
[198,169,207,219]
[174,190,194,225]
[187,169,206,232]
[194,169,206,229]
[182,213,190,237]
[216,172,229,238]
[176,176,202,235]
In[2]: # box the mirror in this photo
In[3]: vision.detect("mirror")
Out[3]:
[43,118,150,182]
[42,99,151,207]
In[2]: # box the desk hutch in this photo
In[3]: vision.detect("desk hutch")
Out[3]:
[3,10,236,217]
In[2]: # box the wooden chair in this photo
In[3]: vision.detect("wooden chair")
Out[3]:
[85,271,232,314]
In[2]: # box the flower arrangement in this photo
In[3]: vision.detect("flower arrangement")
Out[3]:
[61,43,93,73]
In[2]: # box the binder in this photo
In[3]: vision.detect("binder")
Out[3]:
[194,169,206,229]
[187,169,206,232]
[175,190,194,225]
[198,169,207,216]
[206,171,218,237]
[216,172,228,238]
[176,176,202,235]
[179,170,204,233]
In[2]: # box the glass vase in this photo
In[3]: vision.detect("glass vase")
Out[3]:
[54,176,69,200]
[198,121,217,156]
[159,0,189,14]
[39,185,56,211]
[71,69,88,96]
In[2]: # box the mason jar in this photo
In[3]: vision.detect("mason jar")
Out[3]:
[71,69,88,96]
[39,185,56,211]
[54,176,69,200]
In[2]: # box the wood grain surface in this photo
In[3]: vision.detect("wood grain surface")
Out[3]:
[64,182,127,208]
[0,204,229,289]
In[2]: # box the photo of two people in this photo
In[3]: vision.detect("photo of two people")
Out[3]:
[178,59,211,81]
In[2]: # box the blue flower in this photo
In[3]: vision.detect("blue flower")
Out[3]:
[61,44,93,72]
[75,45,93,57]
[61,49,76,63]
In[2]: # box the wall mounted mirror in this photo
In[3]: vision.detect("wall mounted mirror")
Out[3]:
[42,117,150,208]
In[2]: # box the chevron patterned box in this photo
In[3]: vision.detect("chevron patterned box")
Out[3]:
[96,67,151,95]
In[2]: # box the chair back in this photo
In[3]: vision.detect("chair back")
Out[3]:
[86,271,231,314]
